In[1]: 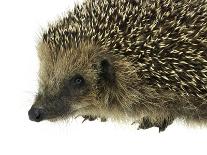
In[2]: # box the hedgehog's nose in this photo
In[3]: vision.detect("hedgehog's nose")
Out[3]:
[28,107,45,122]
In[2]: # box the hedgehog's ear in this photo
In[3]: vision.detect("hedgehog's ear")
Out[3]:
[98,59,116,85]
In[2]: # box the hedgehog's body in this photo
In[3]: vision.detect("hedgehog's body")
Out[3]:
[28,0,207,131]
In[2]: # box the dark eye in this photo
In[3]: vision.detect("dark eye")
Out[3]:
[61,74,86,96]
[75,77,83,85]
[73,75,85,87]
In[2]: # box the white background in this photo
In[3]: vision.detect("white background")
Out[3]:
[0,0,207,155]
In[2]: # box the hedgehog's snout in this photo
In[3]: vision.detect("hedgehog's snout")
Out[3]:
[28,107,45,122]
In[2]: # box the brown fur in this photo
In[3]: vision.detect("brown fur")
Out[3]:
[36,39,207,128]
[30,0,207,131]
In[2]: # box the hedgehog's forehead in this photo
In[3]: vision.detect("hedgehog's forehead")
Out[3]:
[53,47,97,78]
[37,42,101,90]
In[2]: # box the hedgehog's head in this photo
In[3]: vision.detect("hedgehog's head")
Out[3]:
[28,41,138,122]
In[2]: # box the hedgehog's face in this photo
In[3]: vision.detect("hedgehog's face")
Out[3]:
[28,43,119,122]
[28,72,97,122]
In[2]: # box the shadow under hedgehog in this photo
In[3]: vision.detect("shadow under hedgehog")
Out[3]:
[28,0,207,132]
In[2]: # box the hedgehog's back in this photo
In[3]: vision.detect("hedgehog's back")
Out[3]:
[42,0,207,98]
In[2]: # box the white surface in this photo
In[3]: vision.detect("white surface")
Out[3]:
[0,0,207,155]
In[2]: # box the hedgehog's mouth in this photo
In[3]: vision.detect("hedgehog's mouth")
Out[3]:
[47,104,94,122]
[28,104,91,123]
[28,107,69,122]
[28,103,71,122]
[28,109,74,122]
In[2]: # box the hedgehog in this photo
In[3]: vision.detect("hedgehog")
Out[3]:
[28,0,207,132]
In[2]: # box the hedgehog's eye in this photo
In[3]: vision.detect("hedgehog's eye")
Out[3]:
[75,78,82,84]
[62,74,86,96]
[72,74,85,88]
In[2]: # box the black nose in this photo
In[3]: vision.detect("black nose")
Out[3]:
[28,107,45,122]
